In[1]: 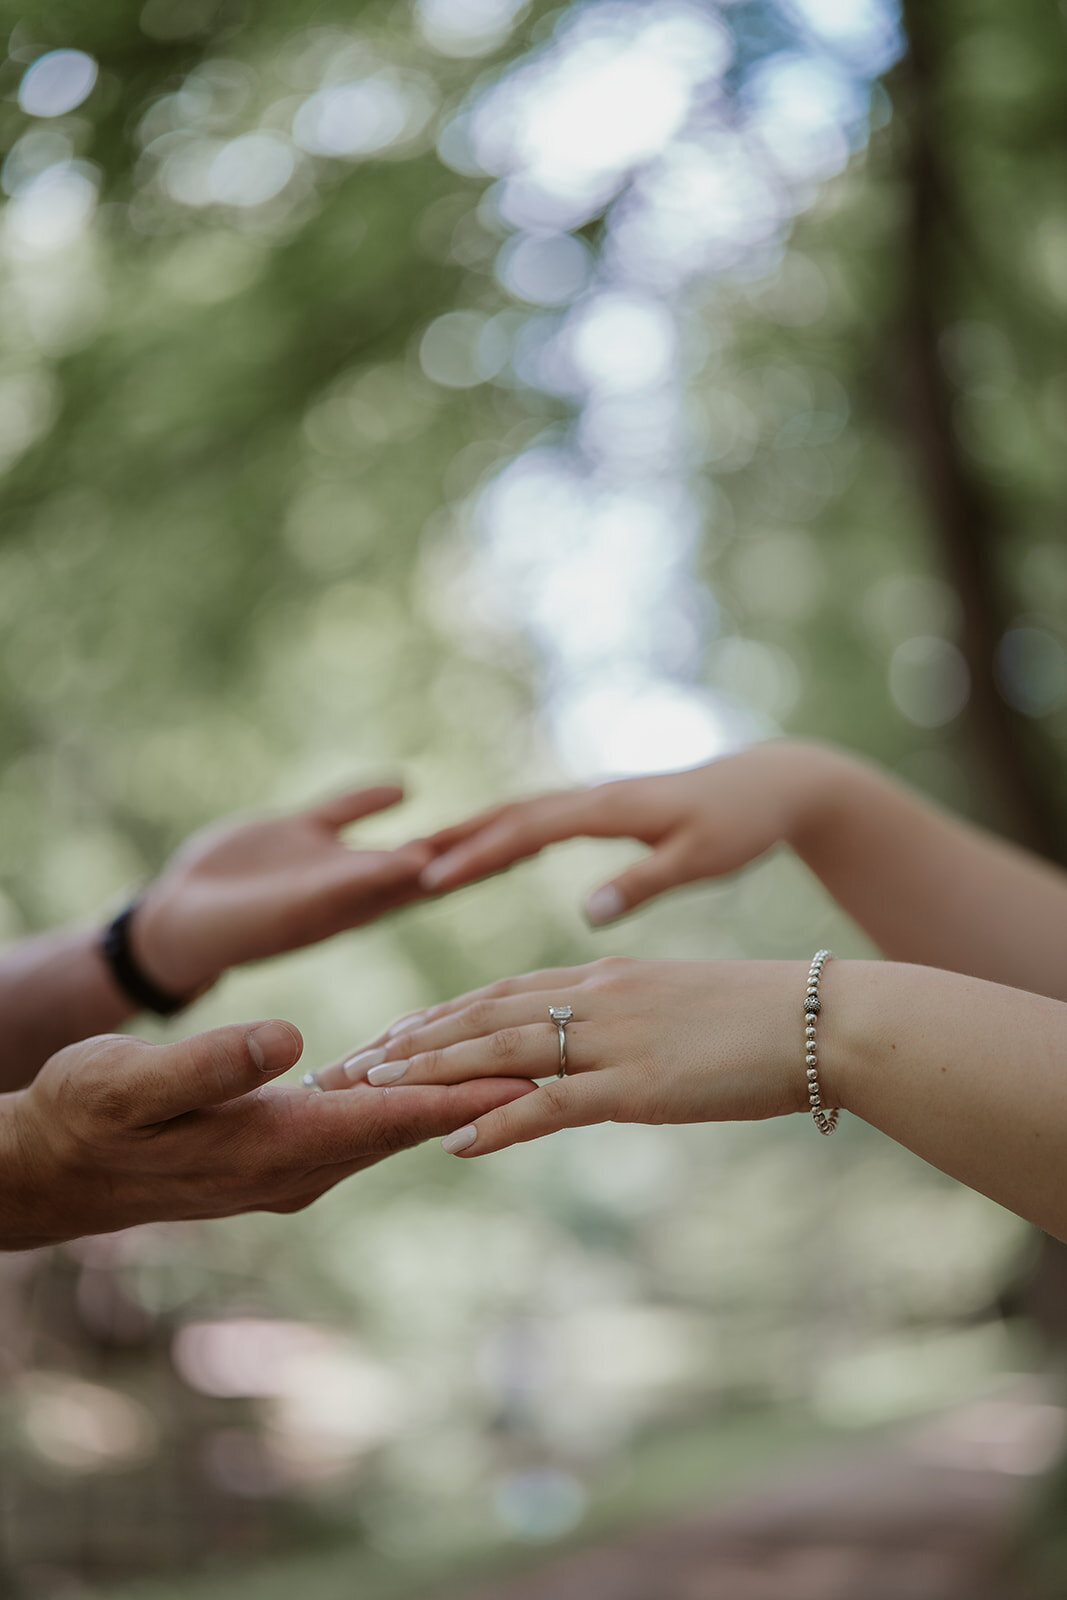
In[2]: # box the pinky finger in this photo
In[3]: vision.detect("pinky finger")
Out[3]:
[441,1072,612,1157]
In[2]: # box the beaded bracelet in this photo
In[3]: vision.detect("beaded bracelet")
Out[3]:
[803,949,839,1136]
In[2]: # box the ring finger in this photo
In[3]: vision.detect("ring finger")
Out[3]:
[337,964,596,1063]
[333,1018,597,1091]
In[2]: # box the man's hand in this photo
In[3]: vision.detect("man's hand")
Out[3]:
[0,1021,533,1249]
[131,785,433,997]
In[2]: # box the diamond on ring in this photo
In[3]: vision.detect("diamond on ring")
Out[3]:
[549,1006,573,1023]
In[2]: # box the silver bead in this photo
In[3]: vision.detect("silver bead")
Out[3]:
[806,1067,818,1080]
[803,996,820,1015]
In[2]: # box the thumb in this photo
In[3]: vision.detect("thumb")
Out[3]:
[125,1020,303,1124]
[584,837,696,925]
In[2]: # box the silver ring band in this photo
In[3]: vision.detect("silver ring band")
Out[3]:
[548,1005,573,1078]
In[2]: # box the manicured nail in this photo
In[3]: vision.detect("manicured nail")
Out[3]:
[342,1047,386,1081]
[387,1011,426,1039]
[420,856,458,890]
[367,1059,409,1086]
[248,1020,300,1073]
[585,884,625,925]
[441,1125,478,1155]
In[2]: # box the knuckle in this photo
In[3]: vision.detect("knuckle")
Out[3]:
[69,1067,134,1128]
[413,1047,443,1076]
[538,1079,569,1122]
[490,1027,522,1062]
[366,1096,421,1155]
[191,1041,239,1103]
[588,954,634,991]
[464,1000,494,1033]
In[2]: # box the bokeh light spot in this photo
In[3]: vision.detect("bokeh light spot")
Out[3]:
[207,133,295,207]
[18,50,98,119]
[889,636,971,728]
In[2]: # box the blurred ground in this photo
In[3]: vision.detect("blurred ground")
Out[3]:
[455,1392,1058,1600]
[80,1385,1061,1600]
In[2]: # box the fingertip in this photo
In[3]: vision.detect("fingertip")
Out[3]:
[419,855,463,891]
[248,1019,304,1074]
[441,1124,478,1155]
[320,782,406,827]
[585,883,626,926]
[367,782,405,807]
[385,1010,428,1040]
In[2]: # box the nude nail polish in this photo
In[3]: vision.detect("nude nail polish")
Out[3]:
[585,885,625,925]
[386,1012,426,1039]
[342,1047,386,1081]
[420,857,456,890]
[441,1125,477,1155]
[367,1060,409,1086]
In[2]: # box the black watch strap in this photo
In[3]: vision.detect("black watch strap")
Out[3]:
[101,903,190,1016]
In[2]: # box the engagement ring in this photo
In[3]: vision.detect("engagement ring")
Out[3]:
[548,1005,573,1078]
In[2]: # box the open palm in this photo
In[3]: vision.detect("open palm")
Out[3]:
[132,786,432,996]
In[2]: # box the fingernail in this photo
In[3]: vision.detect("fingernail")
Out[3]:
[441,1125,477,1155]
[386,1011,426,1039]
[367,1059,409,1086]
[419,856,456,890]
[342,1047,386,1081]
[249,1021,300,1073]
[302,1072,322,1091]
[585,885,625,925]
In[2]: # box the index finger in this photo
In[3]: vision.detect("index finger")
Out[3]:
[419,789,609,892]
[282,1077,537,1164]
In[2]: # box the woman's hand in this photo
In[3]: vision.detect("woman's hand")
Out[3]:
[131,785,433,997]
[418,743,840,924]
[310,957,817,1156]
[0,1020,534,1247]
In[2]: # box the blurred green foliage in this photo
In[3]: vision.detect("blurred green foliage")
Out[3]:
[0,0,1065,1595]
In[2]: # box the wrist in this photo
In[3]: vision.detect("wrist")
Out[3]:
[778,742,857,852]
[122,896,220,1006]
[0,1091,66,1250]
[814,959,887,1115]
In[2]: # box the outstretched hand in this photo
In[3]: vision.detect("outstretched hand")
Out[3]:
[132,785,434,997]
[417,744,836,925]
[312,957,816,1157]
[0,1020,534,1247]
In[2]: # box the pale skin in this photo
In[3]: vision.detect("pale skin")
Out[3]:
[314,743,1067,1242]
[0,782,532,1246]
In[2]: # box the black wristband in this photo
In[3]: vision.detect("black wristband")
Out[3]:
[101,903,190,1016]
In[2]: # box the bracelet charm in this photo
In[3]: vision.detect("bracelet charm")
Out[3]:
[804,949,839,1136]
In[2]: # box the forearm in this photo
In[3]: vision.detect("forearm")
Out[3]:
[823,960,1067,1241]
[789,748,1067,1000]
[0,926,135,1089]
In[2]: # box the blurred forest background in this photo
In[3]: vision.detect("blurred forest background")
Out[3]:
[0,0,1066,1595]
